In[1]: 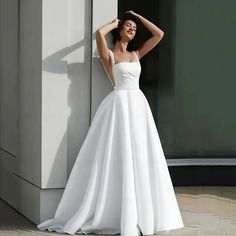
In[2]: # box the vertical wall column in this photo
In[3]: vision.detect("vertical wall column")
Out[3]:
[39,0,118,223]
[38,0,92,223]
[41,0,70,189]
[0,0,118,225]
[0,0,19,210]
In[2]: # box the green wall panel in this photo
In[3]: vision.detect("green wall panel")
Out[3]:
[118,0,236,159]
[173,0,236,157]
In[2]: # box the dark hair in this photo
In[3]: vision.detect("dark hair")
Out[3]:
[111,12,145,51]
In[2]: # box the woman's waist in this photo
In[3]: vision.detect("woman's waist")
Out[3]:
[113,85,140,91]
[113,79,140,90]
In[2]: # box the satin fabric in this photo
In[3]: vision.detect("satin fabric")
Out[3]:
[37,49,184,235]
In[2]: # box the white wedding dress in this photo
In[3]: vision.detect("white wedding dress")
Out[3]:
[37,49,184,236]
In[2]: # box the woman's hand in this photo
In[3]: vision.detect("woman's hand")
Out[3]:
[126,10,139,17]
[111,19,120,28]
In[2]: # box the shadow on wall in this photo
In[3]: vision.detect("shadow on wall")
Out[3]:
[41,4,107,188]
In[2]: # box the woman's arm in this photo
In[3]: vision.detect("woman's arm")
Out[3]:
[127,10,164,59]
[96,19,119,64]
[96,19,119,86]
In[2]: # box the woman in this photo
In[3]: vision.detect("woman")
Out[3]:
[37,11,184,236]
[96,10,163,87]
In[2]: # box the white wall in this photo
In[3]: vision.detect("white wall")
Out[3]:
[0,0,20,211]
[39,0,92,222]
[0,0,117,225]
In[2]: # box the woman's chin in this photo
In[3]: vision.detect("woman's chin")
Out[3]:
[126,36,133,42]
[126,34,134,40]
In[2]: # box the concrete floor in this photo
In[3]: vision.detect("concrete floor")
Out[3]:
[0,187,236,236]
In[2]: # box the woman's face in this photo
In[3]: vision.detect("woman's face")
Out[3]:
[119,20,137,42]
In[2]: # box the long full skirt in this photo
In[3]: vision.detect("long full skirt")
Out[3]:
[37,89,184,236]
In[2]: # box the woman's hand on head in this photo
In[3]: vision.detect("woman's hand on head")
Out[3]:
[126,10,138,17]
[111,19,120,28]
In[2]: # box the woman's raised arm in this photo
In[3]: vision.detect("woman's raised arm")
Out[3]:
[127,10,164,59]
[96,19,119,65]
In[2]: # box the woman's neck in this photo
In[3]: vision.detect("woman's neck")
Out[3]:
[113,40,129,53]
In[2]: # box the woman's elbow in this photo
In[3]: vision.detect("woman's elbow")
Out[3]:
[96,29,100,37]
